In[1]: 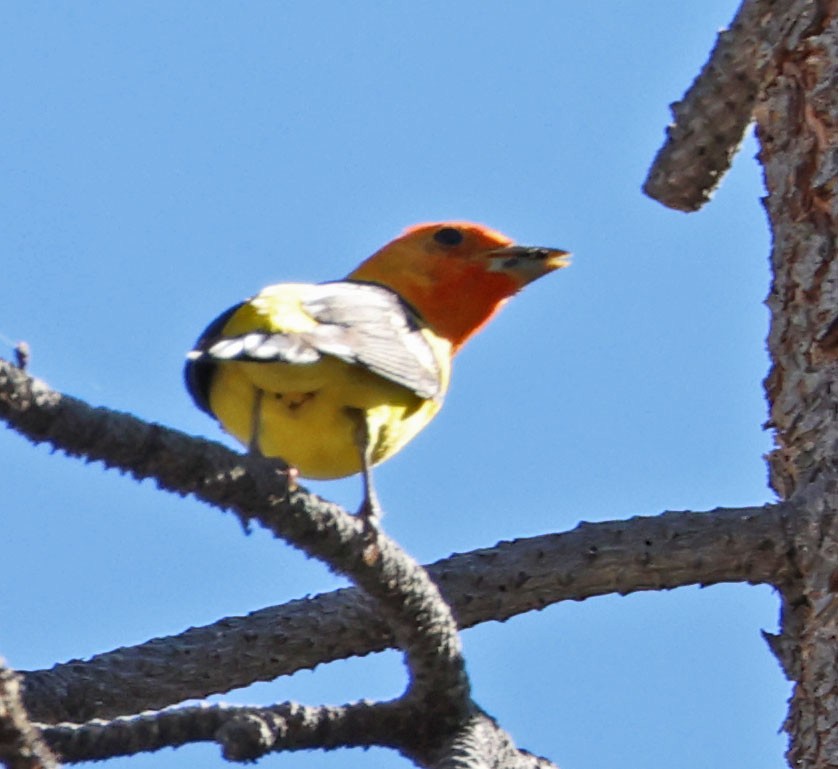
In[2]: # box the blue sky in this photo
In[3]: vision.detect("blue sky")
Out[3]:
[1,3,786,768]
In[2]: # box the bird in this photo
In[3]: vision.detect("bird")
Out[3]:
[185,222,570,519]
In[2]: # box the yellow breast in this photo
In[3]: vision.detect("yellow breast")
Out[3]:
[204,283,451,479]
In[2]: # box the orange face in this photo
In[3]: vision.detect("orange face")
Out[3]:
[348,222,570,350]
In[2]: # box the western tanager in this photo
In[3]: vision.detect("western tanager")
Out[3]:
[185,222,569,517]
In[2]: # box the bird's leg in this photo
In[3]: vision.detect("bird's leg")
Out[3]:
[346,407,383,528]
[248,387,298,490]
[248,388,264,455]
[358,448,382,525]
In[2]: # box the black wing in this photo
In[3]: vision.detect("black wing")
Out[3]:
[184,301,242,416]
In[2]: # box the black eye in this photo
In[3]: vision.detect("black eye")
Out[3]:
[433,227,464,247]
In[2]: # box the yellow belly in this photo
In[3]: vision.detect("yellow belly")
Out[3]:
[208,356,443,479]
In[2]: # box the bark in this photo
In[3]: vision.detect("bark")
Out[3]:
[644,0,776,211]
[20,504,791,724]
[0,360,549,766]
[646,0,838,762]
[756,2,838,764]
[0,662,57,769]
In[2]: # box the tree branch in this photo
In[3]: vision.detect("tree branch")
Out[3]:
[42,701,396,763]
[0,661,57,769]
[41,698,555,768]
[3,359,557,765]
[0,356,468,709]
[419,708,557,769]
[21,502,792,724]
[643,0,778,211]
[1,358,791,765]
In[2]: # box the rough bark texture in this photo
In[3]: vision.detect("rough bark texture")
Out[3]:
[0,663,56,769]
[643,0,776,211]
[0,359,551,766]
[756,1,838,765]
[20,505,791,725]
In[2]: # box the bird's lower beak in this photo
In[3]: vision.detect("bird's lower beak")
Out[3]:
[487,245,572,284]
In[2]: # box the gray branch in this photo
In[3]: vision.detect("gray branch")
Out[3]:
[42,700,555,768]
[643,0,778,210]
[0,357,468,715]
[0,358,554,766]
[0,662,57,769]
[21,503,793,725]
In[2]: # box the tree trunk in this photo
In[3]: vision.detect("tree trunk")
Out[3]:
[757,3,838,765]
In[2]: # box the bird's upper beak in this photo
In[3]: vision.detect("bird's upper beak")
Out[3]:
[486,245,572,285]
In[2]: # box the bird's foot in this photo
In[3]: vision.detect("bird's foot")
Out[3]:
[357,494,384,564]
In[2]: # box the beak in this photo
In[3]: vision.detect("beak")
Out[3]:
[486,245,572,284]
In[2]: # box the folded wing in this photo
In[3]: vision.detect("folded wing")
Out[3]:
[185,281,444,416]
